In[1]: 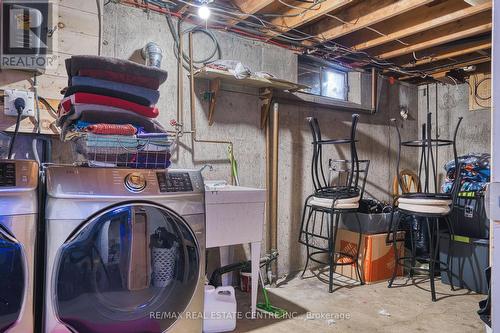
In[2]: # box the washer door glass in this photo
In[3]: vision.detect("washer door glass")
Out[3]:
[54,204,200,333]
[0,225,24,332]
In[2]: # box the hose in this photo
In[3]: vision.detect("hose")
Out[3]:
[166,12,220,70]
[227,145,239,186]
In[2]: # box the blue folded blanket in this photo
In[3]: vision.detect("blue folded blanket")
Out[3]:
[71,76,160,105]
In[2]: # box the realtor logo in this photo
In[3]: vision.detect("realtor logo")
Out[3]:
[1,0,56,71]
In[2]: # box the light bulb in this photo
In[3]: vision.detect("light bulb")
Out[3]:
[198,5,210,20]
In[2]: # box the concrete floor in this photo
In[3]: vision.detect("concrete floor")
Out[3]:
[234,271,485,333]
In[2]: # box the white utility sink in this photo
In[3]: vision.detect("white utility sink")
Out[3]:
[204,180,266,318]
[204,181,266,248]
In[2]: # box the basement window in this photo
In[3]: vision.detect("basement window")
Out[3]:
[298,56,348,101]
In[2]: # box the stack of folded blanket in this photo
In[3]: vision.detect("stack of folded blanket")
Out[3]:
[58,55,172,169]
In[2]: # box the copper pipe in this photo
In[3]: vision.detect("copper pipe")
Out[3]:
[371,67,377,113]
[187,32,235,185]
[177,23,184,130]
[265,111,272,254]
[270,102,279,284]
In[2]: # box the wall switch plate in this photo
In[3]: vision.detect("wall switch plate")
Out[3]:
[3,89,35,117]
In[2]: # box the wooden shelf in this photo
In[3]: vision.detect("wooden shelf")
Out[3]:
[274,90,375,114]
[193,67,308,92]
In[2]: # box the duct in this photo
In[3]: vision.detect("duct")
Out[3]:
[141,42,163,68]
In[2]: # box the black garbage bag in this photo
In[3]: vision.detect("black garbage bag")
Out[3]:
[358,198,385,214]
[401,214,431,259]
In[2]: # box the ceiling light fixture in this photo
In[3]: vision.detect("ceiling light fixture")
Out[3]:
[198,4,211,20]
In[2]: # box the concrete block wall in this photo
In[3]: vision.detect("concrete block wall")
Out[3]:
[417,83,491,190]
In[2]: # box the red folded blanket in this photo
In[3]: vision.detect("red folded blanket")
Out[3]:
[59,93,159,118]
[86,123,137,135]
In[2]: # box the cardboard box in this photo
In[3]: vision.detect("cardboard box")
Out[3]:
[335,230,405,284]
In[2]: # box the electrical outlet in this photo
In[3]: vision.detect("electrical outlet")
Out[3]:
[3,89,35,117]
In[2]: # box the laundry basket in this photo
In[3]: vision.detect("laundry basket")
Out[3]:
[151,244,178,287]
[150,227,179,287]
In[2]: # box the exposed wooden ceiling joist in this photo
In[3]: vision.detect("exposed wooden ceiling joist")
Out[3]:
[227,0,275,26]
[304,0,433,45]
[402,41,492,67]
[165,0,493,83]
[351,1,492,51]
[377,22,492,59]
[264,0,353,38]
[399,56,491,80]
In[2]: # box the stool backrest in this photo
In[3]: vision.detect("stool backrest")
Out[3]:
[306,114,361,194]
[392,114,463,198]
[329,159,370,200]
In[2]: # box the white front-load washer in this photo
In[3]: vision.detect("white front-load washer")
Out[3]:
[43,165,205,333]
[0,159,38,333]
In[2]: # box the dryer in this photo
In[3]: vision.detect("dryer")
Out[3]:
[0,159,38,333]
[44,166,205,333]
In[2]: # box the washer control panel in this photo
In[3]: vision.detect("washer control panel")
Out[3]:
[124,172,147,192]
[0,160,38,190]
[45,166,203,197]
[0,162,16,187]
[156,171,203,193]
[157,172,192,192]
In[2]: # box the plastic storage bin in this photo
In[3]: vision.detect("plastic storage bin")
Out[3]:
[340,211,398,234]
[450,193,489,239]
[203,285,237,333]
[439,233,489,294]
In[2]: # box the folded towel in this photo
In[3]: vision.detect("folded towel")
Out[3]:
[72,76,160,105]
[66,55,168,90]
[59,93,159,119]
[86,124,137,135]
[85,152,171,169]
[136,132,170,138]
[58,105,166,139]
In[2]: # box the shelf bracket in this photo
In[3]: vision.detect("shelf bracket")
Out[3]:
[259,87,273,129]
[207,78,221,126]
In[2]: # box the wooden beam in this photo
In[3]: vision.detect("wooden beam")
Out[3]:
[307,0,432,44]
[431,57,490,77]
[402,41,492,67]
[176,4,190,15]
[399,57,491,80]
[378,23,492,59]
[351,2,492,51]
[265,0,353,38]
[227,0,274,26]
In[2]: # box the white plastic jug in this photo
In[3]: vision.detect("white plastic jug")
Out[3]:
[203,285,237,333]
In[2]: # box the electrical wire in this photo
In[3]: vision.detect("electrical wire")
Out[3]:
[120,0,431,78]
[7,112,21,159]
[33,74,40,134]
[165,11,220,70]
[7,99,25,160]
[473,74,491,108]
[475,75,491,100]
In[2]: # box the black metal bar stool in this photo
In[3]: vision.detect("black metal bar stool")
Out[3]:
[387,113,463,301]
[298,114,369,293]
